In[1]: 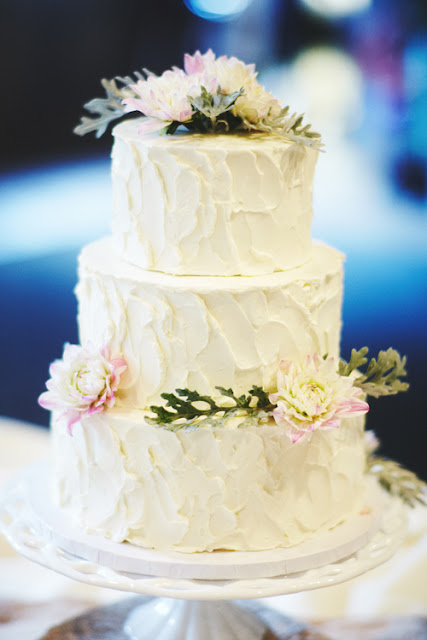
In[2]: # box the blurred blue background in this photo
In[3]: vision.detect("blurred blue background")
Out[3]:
[1,0,426,478]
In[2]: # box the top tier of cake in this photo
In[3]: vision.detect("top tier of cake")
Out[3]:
[112,120,318,276]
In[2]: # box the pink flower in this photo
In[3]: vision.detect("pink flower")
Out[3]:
[123,68,198,132]
[184,49,216,75]
[269,354,369,443]
[186,51,281,123]
[38,343,127,435]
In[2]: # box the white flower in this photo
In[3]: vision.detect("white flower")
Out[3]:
[38,343,127,435]
[194,52,282,123]
[213,56,280,122]
[123,68,199,133]
[269,354,369,443]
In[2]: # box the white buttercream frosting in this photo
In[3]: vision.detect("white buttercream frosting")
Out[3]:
[111,120,318,276]
[51,114,369,555]
[52,409,366,553]
[76,238,344,410]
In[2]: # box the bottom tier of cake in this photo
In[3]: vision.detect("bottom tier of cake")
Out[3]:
[51,411,366,553]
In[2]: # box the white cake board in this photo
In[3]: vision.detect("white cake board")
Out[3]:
[0,461,408,640]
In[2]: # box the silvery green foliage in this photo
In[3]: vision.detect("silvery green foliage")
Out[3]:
[367,456,426,507]
[242,106,324,150]
[339,346,370,377]
[189,86,244,120]
[163,86,245,135]
[74,75,323,149]
[187,92,324,148]
[74,74,143,138]
[339,347,409,397]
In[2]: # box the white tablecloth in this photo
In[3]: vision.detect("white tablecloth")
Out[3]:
[1,416,426,639]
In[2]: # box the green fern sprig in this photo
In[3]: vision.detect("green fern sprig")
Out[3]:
[148,385,275,431]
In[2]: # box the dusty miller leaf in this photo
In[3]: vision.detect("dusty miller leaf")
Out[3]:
[189,86,244,121]
[74,73,144,138]
[338,347,369,377]
[340,347,408,398]
[243,106,324,151]
[367,456,426,507]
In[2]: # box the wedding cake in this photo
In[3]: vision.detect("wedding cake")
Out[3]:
[39,51,410,553]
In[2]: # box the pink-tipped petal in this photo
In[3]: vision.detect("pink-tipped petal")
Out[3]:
[112,357,127,375]
[321,418,340,430]
[348,399,370,414]
[66,412,80,436]
[269,392,279,404]
[137,118,170,134]
[38,391,57,410]
[289,429,306,444]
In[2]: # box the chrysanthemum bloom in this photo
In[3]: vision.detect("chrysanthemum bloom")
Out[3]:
[185,50,281,123]
[123,68,201,133]
[269,354,369,443]
[211,55,281,122]
[38,343,127,435]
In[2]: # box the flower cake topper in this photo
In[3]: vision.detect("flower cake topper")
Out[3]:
[74,50,322,149]
[38,343,126,435]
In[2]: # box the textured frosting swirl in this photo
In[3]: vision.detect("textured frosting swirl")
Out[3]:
[112,121,318,276]
[76,238,344,411]
[52,409,366,552]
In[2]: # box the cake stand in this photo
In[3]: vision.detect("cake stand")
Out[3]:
[0,462,407,640]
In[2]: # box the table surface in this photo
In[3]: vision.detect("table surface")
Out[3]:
[1,416,426,640]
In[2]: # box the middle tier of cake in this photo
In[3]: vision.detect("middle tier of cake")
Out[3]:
[77,238,344,410]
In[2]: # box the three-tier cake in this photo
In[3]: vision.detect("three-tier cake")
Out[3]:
[40,51,386,553]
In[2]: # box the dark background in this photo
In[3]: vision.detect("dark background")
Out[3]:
[1,0,426,479]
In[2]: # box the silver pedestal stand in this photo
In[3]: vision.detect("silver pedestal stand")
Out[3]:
[0,463,407,640]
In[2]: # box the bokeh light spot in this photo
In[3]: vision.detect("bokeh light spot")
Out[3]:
[299,0,371,18]
[184,0,252,22]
